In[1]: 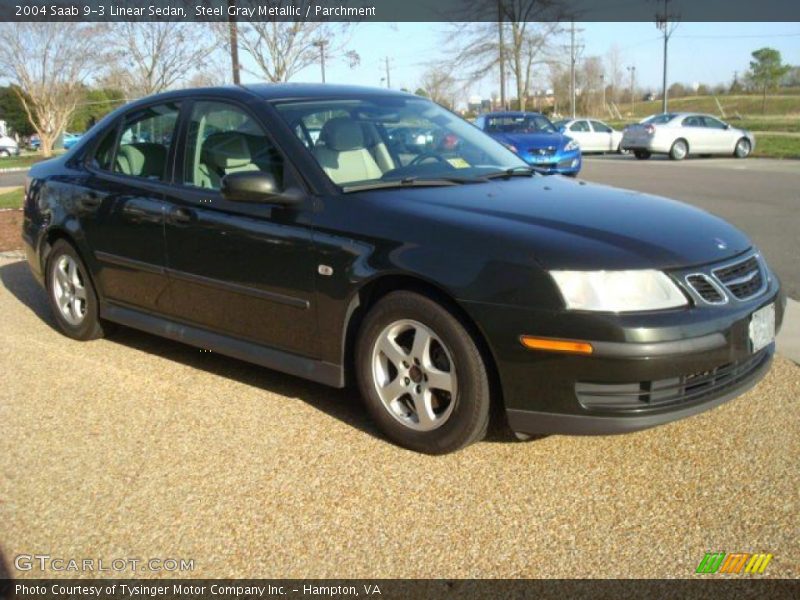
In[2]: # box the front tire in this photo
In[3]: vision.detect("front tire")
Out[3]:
[355,291,491,454]
[633,150,651,160]
[45,240,106,340]
[669,139,688,160]
[734,138,751,158]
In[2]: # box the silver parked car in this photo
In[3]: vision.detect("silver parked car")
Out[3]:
[621,113,755,161]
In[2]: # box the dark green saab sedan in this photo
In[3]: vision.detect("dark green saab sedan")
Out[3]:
[22,84,784,453]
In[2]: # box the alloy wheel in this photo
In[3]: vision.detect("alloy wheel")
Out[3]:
[51,254,88,326]
[370,319,457,431]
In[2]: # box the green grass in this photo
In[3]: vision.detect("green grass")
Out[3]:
[617,94,800,119]
[752,135,800,159]
[0,153,47,170]
[0,187,24,209]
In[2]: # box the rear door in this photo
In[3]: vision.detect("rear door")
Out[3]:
[79,102,180,311]
[679,115,709,153]
[162,99,318,357]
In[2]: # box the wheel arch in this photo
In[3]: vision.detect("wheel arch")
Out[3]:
[41,227,102,301]
[341,274,505,411]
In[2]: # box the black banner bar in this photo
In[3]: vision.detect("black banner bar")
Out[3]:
[2,579,800,600]
[1,0,800,22]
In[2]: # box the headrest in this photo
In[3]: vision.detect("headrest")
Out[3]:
[320,117,366,151]
[202,132,252,170]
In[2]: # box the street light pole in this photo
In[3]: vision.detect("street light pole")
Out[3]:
[627,65,636,115]
[227,0,240,85]
[498,0,506,110]
[656,0,679,113]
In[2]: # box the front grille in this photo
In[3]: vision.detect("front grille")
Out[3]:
[681,253,767,305]
[530,146,556,156]
[686,274,726,304]
[575,349,770,413]
[713,255,764,300]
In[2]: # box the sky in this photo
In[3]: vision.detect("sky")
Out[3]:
[237,21,800,103]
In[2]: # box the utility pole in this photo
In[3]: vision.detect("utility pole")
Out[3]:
[600,73,606,115]
[384,56,391,88]
[498,0,506,110]
[569,21,576,118]
[313,40,327,83]
[656,0,679,113]
[227,0,240,85]
[627,65,636,115]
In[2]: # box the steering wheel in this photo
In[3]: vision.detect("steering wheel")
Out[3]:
[409,152,452,167]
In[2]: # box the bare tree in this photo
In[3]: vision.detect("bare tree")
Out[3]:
[0,23,106,157]
[231,4,352,83]
[110,22,219,98]
[419,66,458,109]
[604,43,624,104]
[448,1,566,111]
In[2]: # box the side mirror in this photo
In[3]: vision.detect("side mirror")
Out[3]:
[220,171,303,206]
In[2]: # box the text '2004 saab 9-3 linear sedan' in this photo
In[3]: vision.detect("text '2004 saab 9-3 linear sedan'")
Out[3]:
[22,84,784,454]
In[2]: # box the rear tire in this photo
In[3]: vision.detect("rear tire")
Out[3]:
[633,150,651,160]
[0,149,9,158]
[45,240,106,341]
[734,138,751,159]
[669,139,688,160]
[355,291,491,454]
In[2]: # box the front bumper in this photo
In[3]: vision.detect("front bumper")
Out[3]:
[521,149,582,175]
[462,273,785,436]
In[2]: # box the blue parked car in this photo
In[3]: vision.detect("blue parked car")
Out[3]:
[474,111,581,176]
[62,132,83,150]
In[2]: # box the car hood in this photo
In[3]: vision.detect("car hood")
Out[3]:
[364,176,751,271]
[491,131,568,150]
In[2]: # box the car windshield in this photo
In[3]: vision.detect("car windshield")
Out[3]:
[274,97,527,189]
[485,114,556,134]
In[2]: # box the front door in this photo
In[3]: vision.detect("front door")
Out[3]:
[163,99,318,357]
[78,102,180,311]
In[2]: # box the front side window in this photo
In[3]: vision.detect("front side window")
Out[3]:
[702,116,727,129]
[183,101,282,190]
[114,103,179,180]
[591,121,612,133]
[274,98,525,188]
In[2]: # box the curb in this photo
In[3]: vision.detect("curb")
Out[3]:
[0,250,24,260]
[0,167,29,173]
[776,298,800,366]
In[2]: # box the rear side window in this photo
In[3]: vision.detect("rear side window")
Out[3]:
[643,113,675,125]
[114,103,180,180]
[682,116,703,127]
[570,121,590,132]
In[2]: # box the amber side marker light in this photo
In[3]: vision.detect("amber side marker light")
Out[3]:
[520,336,594,355]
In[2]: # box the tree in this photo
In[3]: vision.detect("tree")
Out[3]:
[747,47,791,113]
[0,23,107,156]
[68,87,126,132]
[418,67,458,109]
[448,1,565,111]
[229,3,352,83]
[0,86,36,137]
[110,23,219,98]
[604,44,625,104]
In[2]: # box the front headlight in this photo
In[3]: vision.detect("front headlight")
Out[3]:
[564,139,579,152]
[550,270,688,312]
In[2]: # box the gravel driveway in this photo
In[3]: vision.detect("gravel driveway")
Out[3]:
[1,256,798,579]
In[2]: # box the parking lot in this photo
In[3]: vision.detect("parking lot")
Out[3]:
[1,157,799,580]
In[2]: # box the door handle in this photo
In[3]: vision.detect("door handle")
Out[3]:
[169,207,195,224]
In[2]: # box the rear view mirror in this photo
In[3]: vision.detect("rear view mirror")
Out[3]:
[220,171,303,206]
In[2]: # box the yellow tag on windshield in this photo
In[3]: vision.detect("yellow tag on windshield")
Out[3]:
[446,157,471,169]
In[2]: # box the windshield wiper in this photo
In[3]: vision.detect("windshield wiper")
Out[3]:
[342,176,487,193]
[484,165,542,179]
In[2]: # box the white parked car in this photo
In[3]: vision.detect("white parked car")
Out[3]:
[621,113,755,161]
[554,118,624,153]
[0,134,19,158]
